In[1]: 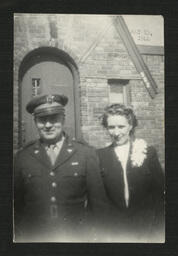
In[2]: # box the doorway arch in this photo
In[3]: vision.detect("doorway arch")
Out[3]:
[18,47,81,146]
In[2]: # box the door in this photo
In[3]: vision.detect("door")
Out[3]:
[21,58,75,145]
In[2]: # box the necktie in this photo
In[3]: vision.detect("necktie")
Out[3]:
[47,145,57,165]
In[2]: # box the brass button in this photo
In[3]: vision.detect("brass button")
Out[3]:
[52,182,57,188]
[50,171,55,176]
[50,196,56,202]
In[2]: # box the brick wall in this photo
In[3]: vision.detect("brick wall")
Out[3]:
[141,55,164,164]
[14,14,164,166]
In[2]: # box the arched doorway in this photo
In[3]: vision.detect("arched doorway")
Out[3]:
[18,47,81,146]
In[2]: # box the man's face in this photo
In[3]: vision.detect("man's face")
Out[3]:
[35,114,64,143]
[107,115,132,146]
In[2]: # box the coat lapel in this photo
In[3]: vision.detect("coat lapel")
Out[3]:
[27,138,77,169]
[108,144,124,173]
[103,145,126,207]
[110,142,133,208]
[126,140,133,173]
[53,137,77,169]
[28,140,51,168]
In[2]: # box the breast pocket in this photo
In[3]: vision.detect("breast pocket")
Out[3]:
[23,169,42,185]
[60,163,86,198]
[62,160,85,178]
[22,168,43,200]
[63,169,85,180]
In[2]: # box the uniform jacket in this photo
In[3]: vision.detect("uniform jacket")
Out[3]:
[14,136,108,242]
[97,139,165,239]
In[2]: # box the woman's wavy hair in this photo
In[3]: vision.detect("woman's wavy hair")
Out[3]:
[101,104,138,136]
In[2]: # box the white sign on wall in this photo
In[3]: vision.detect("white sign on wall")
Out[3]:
[123,15,164,47]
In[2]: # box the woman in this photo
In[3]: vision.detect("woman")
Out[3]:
[97,104,164,242]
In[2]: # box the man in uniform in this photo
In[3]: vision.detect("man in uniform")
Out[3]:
[14,94,108,242]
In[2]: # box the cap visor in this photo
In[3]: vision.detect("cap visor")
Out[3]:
[35,109,64,117]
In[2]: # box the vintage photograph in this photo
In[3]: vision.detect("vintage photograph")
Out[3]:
[13,14,165,243]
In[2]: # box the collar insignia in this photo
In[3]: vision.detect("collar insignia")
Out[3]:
[67,148,73,153]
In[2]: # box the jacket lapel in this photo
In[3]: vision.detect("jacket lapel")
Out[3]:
[109,144,124,173]
[28,140,51,168]
[103,145,126,207]
[125,140,138,207]
[111,142,133,208]
[112,146,124,171]
[105,145,124,185]
[126,140,133,173]
[53,137,77,169]
[27,138,77,169]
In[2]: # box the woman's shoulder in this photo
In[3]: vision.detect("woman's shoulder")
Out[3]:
[132,138,156,152]
[97,144,113,159]
[130,138,159,165]
[135,139,161,164]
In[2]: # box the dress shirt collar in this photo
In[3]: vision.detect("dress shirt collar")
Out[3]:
[43,135,65,150]
[114,140,130,164]
[114,140,130,151]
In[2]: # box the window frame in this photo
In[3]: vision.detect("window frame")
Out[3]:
[108,78,131,106]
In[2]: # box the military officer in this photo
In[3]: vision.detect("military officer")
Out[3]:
[14,94,108,242]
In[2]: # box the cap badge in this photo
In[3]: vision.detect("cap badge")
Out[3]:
[34,149,39,154]
[46,95,55,104]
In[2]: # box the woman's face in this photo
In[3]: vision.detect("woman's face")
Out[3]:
[107,114,133,146]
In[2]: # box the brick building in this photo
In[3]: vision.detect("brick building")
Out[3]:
[13,14,164,166]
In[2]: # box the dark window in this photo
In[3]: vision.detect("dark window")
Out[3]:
[108,79,130,105]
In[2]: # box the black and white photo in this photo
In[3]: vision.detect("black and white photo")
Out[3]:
[13,14,165,243]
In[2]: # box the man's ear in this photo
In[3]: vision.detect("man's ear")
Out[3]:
[61,115,65,125]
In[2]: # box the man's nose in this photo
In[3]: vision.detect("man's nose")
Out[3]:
[114,126,120,134]
[45,121,53,128]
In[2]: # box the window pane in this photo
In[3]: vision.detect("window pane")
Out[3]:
[32,78,41,97]
[109,84,124,104]
[108,79,129,105]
